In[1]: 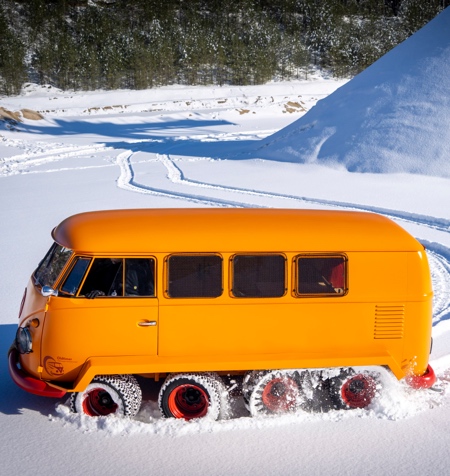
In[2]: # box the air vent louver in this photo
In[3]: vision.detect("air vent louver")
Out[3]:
[374,305,404,339]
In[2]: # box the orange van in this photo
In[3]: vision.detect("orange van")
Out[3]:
[9,209,435,419]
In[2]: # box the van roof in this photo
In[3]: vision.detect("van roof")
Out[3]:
[52,208,423,254]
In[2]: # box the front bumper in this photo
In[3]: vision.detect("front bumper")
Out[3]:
[8,347,67,398]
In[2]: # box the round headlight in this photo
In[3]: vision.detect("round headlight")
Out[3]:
[16,327,32,354]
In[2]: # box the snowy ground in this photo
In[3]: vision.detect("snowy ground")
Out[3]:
[1,73,450,475]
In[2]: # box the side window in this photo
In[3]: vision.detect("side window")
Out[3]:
[80,258,123,297]
[125,258,155,296]
[296,255,347,296]
[78,258,155,297]
[232,254,286,298]
[167,255,222,298]
[60,257,91,296]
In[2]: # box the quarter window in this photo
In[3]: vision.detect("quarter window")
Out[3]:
[167,255,222,298]
[296,255,347,296]
[232,254,286,298]
[60,257,91,296]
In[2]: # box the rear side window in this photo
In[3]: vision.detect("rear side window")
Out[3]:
[232,254,286,298]
[34,243,73,287]
[167,255,222,298]
[295,255,347,296]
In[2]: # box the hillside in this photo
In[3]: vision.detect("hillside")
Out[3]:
[253,7,450,178]
[0,0,445,95]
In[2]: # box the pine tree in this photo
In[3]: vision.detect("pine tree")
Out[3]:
[0,0,446,94]
[0,3,26,95]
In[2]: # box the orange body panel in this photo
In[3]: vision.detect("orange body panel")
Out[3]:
[15,209,433,393]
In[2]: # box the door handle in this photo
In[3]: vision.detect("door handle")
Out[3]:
[138,321,157,327]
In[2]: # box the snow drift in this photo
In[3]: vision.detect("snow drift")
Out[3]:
[252,7,450,177]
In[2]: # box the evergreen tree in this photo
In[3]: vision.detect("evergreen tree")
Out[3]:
[0,0,446,94]
[399,0,443,35]
[0,4,26,95]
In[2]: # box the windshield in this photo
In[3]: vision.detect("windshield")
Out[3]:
[34,243,73,287]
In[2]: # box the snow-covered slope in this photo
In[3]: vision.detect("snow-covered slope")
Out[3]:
[253,7,450,177]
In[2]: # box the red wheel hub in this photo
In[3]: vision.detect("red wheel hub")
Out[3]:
[261,377,299,413]
[341,374,376,409]
[406,365,436,389]
[82,388,119,416]
[168,384,209,420]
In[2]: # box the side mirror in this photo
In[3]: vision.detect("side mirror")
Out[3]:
[41,286,58,297]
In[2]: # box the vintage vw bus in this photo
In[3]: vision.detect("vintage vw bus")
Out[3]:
[9,209,436,419]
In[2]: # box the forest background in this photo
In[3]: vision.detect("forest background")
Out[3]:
[0,0,448,96]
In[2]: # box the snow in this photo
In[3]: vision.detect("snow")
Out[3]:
[2,9,450,475]
[253,8,450,178]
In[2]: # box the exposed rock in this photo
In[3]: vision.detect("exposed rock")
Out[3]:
[0,107,21,122]
[0,107,44,123]
[21,109,44,120]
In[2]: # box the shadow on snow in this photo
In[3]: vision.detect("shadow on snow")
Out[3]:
[0,324,65,416]
[18,116,260,160]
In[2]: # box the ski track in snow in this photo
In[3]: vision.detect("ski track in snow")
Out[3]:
[115,150,253,207]
[427,246,450,325]
[0,140,112,175]
[119,145,450,233]
[158,153,450,233]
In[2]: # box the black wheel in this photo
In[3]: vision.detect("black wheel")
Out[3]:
[70,375,142,417]
[158,373,222,420]
[248,370,302,416]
